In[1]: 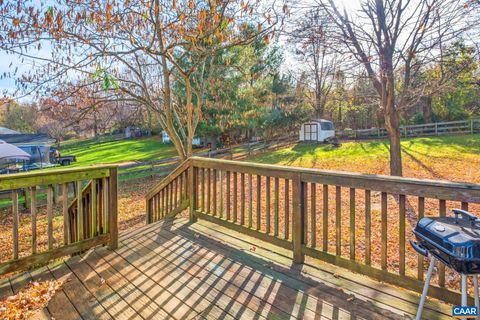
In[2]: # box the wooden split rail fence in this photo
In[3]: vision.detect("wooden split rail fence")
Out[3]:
[337,118,480,139]
[146,157,480,305]
[0,165,118,275]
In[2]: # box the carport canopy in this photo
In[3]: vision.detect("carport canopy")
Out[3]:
[0,139,31,162]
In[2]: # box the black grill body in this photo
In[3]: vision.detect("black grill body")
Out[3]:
[413,216,480,274]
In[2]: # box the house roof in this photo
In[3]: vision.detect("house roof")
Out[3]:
[0,127,21,134]
[0,133,55,145]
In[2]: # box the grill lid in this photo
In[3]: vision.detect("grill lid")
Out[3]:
[411,209,480,273]
[414,216,480,259]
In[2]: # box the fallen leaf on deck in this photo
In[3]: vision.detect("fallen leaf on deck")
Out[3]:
[0,280,63,320]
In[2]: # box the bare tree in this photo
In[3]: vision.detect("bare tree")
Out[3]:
[0,0,282,159]
[289,8,339,118]
[318,0,476,176]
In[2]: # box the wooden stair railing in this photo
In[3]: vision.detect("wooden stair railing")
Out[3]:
[67,178,109,244]
[145,156,480,305]
[0,165,118,276]
[145,160,190,223]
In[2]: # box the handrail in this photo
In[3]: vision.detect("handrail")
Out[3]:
[0,165,118,275]
[145,160,190,200]
[0,165,116,191]
[190,157,480,202]
[145,157,480,305]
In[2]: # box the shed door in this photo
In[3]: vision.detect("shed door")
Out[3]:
[304,124,318,141]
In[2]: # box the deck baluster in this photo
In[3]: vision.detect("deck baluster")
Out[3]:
[284,179,290,240]
[31,186,37,254]
[292,174,304,264]
[274,177,279,236]
[248,174,253,228]
[417,197,425,280]
[336,186,342,256]
[233,172,238,223]
[310,183,316,248]
[350,188,355,260]
[226,171,231,221]
[439,199,446,287]
[256,175,261,230]
[399,194,406,275]
[266,176,271,234]
[381,192,388,270]
[241,173,246,225]
[62,183,69,245]
[365,190,371,265]
[12,190,19,260]
[322,185,328,252]
[47,184,54,249]
[213,170,217,216]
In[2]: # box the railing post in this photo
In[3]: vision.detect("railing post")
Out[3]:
[292,173,305,264]
[108,167,118,249]
[188,160,197,223]
[146,197,151,224]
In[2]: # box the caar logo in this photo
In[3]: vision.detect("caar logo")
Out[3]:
[452,306,479,318]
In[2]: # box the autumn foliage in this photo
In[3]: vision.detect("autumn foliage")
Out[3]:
[0,0,283,159]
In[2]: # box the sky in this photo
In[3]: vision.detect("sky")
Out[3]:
[0,0,361,100]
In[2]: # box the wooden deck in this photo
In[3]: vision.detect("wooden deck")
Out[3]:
[1,217,452,320]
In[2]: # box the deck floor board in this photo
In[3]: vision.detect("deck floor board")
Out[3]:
[125,224,361,319]
[153,219,405,319]
[1,217,452,319]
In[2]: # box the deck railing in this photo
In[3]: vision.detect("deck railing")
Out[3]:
[146,157,480,305]
[145,160,190,223]
[0,165,118,275]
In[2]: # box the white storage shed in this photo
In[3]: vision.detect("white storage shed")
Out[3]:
[299,119,335,142]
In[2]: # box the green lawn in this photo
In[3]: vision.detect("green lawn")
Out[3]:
[58,136,177,167]
[248,134,480,183]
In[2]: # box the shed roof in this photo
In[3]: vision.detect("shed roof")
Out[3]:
[310,119,333,123]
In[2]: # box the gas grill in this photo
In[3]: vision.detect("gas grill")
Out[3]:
[411,209,480,319]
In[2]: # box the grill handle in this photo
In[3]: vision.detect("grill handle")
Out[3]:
[453,209,478,226]
[410,240,428,257]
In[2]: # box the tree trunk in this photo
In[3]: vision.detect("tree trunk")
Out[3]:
[383,82,403,176]
[420,95,433,123]
[185,77,194,159]
[386,124,402,176]
[159,55,188,160]
[315,91,324,118]
[93,112,98,137]
[146,109,152,133]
